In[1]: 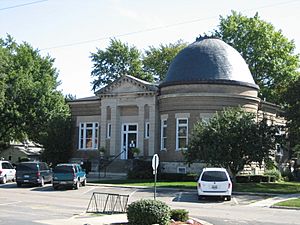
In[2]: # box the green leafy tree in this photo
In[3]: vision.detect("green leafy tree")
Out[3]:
[40,114,73,166]
[184,108,277,177]
[142,41,187,82]
[212,11,300,104]
[0,35,70,147]
[91,39,153,91]
[284,77,300,149]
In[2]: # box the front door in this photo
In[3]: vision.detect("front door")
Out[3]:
[121,123,138,159]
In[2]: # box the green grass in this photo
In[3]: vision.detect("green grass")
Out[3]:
[274,198,300,208]
[233,182,300,194]
[91,179,197,189]
[91,179,300,194]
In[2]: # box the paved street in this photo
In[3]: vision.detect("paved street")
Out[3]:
[0,182,299,225]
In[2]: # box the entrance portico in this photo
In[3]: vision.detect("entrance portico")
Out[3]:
[97,75,158,161]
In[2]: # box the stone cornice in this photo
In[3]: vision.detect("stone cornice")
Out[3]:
[158,92,260,102]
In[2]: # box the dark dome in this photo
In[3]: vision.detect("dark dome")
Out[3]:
[160,37,258,89]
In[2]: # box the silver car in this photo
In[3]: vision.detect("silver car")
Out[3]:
[0,161,16,184]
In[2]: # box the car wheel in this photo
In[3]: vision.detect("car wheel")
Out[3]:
[53,185,59,190]
[81,178,86,186]
[226,196,231,201]
[74,181,79,190]
[39,178,44,187]
[1,176,7,184]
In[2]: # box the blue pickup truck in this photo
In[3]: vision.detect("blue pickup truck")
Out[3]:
[52,163,86,190]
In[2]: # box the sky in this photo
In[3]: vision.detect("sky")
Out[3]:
[1,0,300,98]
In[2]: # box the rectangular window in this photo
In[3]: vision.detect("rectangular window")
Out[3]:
[107,123,111,139]
[176,118,188,150]
[145,122,150,139]
[177,167,187,174]
[161,119,167,150]
[79,122,99,150]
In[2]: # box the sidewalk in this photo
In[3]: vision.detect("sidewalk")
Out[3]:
[248,193,300,208]
[37,213,212,225]
[36,213,128,225]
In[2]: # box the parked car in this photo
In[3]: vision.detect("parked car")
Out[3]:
[16,161,52,187]
[0,161,16,184]
[197,167,232,201]
[52,163,86,190]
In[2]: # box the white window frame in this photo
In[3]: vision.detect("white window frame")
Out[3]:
[145,122,150,139]
[160,119,167,150]
[176,118,188,150]
[107,123,111,139]
[177,167,187,174]
[78,122,99,150]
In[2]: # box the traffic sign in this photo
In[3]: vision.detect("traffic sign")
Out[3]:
[152,154,159,200]
[152,154,159,171]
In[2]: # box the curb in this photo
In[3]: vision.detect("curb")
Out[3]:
[233,191,278,197]
[87,182,197,192]
[191,217,213,225]
[270,205,300,210]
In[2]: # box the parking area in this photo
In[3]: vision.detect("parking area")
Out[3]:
[0,182,268,225]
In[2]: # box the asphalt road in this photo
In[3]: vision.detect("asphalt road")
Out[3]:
[0,182,299,225]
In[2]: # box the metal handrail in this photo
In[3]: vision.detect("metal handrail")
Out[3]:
[99,149,126,177]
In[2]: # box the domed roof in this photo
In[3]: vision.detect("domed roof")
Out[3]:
[160,37,258,89]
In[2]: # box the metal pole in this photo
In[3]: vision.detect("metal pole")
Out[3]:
[154,159,157,200]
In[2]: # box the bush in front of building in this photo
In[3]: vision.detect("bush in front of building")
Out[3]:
[127,160,153,179]
[127,199,171,225]
[236,175,276,183]
[264,169,282,181]
[170,209,189,222]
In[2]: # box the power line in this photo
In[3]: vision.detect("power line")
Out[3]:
[40,0,300,51]
[0,0,47,11]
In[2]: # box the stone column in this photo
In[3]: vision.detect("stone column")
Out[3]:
[138,104,145,155]
[148,104,156,156]
[110,105,119,156]
[100,103,107,151]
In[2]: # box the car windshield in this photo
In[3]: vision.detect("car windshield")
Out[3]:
[54,166,73,173]
[201,171,228,182]
[17,163,38,171]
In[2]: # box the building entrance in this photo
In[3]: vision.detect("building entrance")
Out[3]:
[121,123,138,159]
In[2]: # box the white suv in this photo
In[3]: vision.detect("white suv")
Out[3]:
[197,167,232,201]
[0,161,16,184]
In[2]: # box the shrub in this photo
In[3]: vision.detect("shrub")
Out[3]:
[264,169,282,181]
[170,209,189,222]
[127,199,171,225]
[127,160,153,179]
[236,176,250,183]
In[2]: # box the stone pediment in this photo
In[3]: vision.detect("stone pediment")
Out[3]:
[96,75,157,96]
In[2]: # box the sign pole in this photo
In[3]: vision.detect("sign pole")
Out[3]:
[152,154,159,201]
[154,159,157,200]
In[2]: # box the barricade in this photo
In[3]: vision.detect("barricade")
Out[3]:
[86,192,129,214]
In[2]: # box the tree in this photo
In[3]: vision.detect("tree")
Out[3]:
[90,39,153,91]
[212,11,300,104]
[184,108,276,177]
[0,35,70,146]
[142,41,187,82]
[40,114,73,166]
[283,77,300,149]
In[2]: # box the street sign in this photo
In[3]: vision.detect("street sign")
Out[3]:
[152,154,159,171]
[152,154,159,200]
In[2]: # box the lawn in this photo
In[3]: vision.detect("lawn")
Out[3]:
[274,198,300,208]
[92,179,197,189]
[91,179,300,194]
[233,182,300,194]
